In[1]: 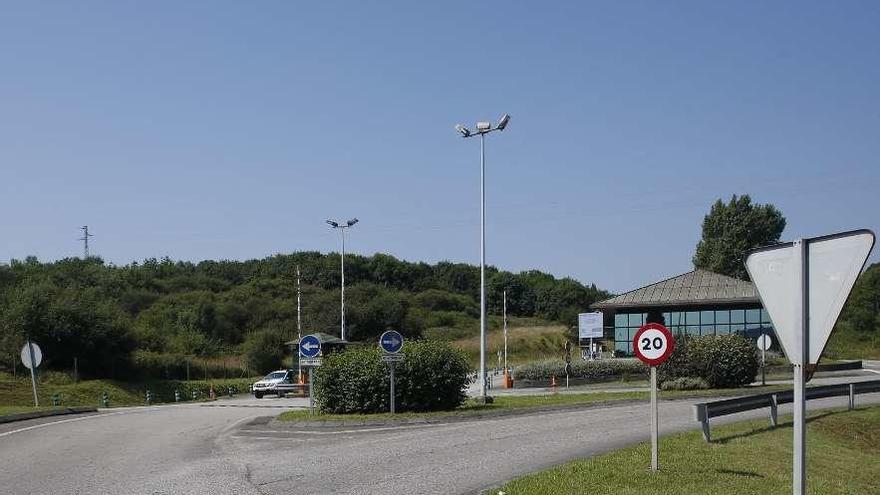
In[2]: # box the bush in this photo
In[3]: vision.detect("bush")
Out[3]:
[242,330,285,375]
[312,340,469,414]
[690,334,758,388]
[658,334,758,388]
[513,359,647,382]
[659,376,709,391]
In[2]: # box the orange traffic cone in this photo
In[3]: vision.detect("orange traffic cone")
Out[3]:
[550,375,557,389]
[209,387,216,401]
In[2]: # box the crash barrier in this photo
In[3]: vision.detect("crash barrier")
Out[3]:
[693,379,880,442]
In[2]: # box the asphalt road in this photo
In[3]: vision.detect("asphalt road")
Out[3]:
[1,374,878,495]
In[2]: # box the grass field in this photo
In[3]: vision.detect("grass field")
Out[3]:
[450,324,570,368]
[824,327,880,360]
[494,406,880,495]
[0,373,258,408]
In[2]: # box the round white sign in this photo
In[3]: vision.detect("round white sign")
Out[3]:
[757,334,772,351]
[636,328,669,361]
[21,342,43,370]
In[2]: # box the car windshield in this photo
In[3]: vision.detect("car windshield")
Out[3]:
[264,372,286,380]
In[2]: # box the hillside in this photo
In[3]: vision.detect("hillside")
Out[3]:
[0,253,609,378]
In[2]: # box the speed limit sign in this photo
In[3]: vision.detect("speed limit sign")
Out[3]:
[633,323,675,366]
[632,321,676,473]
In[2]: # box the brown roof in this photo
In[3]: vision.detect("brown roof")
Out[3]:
[591,269,759,310]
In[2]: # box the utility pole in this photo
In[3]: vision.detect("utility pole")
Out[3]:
[79,226,94,258]
[297,264,303,382]
[503,289,508,374]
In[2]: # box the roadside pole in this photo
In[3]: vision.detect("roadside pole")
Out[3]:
[793,239,808,495]
[26,338,39,407]
[650,366,658,472]
[389,363,396,414]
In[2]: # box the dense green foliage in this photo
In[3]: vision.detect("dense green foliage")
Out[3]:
[658,334,758,388]
[659,376,710,391]
[513,359,647,383]
[312,341,470,414]
[693,195,786,280]
[838,262,880,333]
[0,254,607,379]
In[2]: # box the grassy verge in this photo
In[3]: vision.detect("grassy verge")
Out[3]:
[825,326,880,360]
[0,376,258,408]
[0,405,67,416]
[277,385,789,422]
[494,406,880,495]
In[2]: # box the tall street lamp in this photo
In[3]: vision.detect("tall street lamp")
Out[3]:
[454,114,510,402]
[327,218,359,341]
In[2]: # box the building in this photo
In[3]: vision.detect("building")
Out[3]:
[591,269,774,355]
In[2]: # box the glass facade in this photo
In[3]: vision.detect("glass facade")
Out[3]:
[614,307,774,355]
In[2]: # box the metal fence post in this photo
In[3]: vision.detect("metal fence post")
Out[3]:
[770,394,778,427]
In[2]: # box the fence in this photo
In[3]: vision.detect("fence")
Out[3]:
[693,379,880,442]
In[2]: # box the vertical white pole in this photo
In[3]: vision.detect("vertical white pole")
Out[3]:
[297,265,302,381]
[651,366,658,472]
[390,364,396,414]
[27,339,39,407]
[340,228,346,341]
[479,132,487,399]
[503,290,508,373]
[793,239,808,495]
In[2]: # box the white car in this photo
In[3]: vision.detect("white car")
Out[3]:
[252,369,297,398]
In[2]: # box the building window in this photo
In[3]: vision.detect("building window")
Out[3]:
[614,312,647,355]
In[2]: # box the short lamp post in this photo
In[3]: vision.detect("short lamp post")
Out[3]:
[454,114,510,402]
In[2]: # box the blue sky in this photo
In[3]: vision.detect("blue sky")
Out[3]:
[1,2,878,292]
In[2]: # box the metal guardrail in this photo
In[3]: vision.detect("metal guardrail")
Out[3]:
[693,379,880,442]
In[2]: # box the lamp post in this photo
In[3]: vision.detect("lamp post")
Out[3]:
[326,218,358,341]
[454,114,510,402]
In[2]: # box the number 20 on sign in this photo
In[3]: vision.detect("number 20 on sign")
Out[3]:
[633,322,675,472]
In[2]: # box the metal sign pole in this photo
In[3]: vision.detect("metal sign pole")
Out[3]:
[390,363,396,414]
[26,338,39,407]
[761,336,766,386]
[793,240,809,495]
[650,366,658,472]
[308,372,314,415]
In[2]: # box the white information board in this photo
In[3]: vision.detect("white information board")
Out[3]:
[578,312,603,339]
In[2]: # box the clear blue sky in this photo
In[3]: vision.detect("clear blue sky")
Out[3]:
[2,2,878,292]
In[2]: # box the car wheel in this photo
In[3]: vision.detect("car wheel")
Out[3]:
[277,391,285,398]
[254,392,263,399]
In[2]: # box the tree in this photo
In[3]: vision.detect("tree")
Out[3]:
[693,194,786,280]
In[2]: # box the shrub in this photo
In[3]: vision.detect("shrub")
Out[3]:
[659,376,709,391]
[242,330,285,375]
[690,334,759,388]
[513,358,647,382]
[657,334,758,388]
[312,340,469,414]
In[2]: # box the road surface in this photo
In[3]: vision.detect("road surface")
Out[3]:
[1,373,877,494]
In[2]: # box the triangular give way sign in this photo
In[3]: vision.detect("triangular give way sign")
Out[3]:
[746,229,875,365]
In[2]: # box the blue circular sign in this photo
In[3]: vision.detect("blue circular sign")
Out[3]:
[379,330,404,354]
[299,334,322,358]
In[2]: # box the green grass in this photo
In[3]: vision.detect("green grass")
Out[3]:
[495,406,880,495]
[824,326,880,360]
[0,375,259,408]
[0,405,66,416]
[277,385,789,423]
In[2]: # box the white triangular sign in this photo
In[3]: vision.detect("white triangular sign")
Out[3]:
[746,230,874,365]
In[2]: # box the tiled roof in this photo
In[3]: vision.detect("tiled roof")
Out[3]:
[591,269,759,310]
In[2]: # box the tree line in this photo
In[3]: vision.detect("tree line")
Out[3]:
[0,252,609,378]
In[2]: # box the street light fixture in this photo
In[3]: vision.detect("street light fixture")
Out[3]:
[327,217,359,341]
[453,113,511,402]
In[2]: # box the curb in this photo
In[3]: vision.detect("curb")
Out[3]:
[0,407,99,425]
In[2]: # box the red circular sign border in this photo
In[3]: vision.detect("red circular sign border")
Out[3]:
[632,322,675,366]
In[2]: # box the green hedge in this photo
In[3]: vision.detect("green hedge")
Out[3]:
[312,340,470,414]
[513,359,647,382]
[658,334,758,388]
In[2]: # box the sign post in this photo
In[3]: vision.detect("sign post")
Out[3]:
[578,312,603,360]
[757,333,772,386]
[21,340,43,407]
[379,330,404,414]
[746,229,874,495]
[632,322,675,472]
[299,334,323,415]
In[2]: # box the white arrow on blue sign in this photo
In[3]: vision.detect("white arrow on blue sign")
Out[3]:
[299,334,322,358]
[379,330,404,354]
